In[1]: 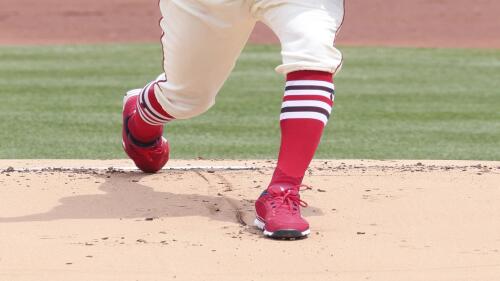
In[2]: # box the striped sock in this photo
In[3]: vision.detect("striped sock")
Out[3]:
[271,70,334,186]
[128,81,175,143]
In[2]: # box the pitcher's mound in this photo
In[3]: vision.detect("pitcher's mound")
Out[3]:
[1,159,499,281]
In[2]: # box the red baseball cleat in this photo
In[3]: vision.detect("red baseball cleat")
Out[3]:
[122,91,169,173]
[254,183,310,239]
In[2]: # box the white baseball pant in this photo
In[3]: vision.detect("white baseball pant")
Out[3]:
[149,0,344,120]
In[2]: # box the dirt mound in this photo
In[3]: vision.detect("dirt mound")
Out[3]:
[0,0,499,47]
[1,159,499,280]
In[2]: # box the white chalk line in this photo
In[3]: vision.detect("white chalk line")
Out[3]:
[3,165,258,172]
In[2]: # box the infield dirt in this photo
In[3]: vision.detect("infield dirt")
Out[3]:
[1,159,500,280]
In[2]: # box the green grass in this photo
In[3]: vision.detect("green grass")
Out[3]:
[0,44,499,160]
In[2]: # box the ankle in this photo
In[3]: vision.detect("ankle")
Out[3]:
[269,168,303,188]
[128,112,163,143]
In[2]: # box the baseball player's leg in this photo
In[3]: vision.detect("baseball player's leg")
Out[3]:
[153,0,256,120]
[261,0,344,184]
[254,0,344,238]
[124,0,256,172]
[258,0,344,74]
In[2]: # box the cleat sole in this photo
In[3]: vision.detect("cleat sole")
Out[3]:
[254,218,309,240]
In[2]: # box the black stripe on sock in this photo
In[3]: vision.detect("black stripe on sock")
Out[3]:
[285,85,334,94]
[281,106,330,118]
[140,85,170,123]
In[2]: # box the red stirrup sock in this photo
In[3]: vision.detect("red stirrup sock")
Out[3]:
[270,70,335,186]
[128,82,175,143]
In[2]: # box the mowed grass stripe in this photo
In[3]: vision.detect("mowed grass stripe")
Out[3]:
[0,45,499,159]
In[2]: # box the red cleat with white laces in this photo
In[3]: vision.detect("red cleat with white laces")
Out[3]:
[254,183,310,239]
[122,91,169,173]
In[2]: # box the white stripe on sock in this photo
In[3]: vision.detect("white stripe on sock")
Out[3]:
[142,83,172,122]
[142,107,166,125]
[136,96,164,126]
[137,105,160,125]
[284,89,332,98]
[280,112,328,125]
